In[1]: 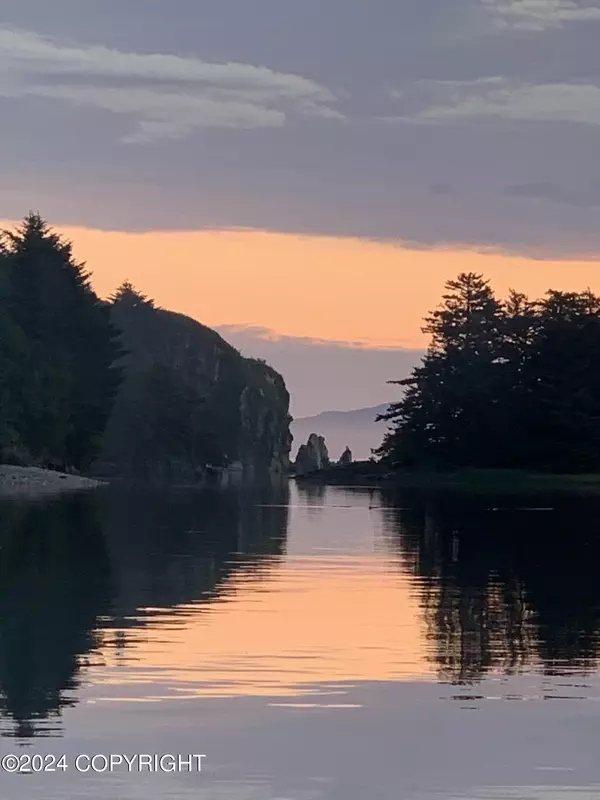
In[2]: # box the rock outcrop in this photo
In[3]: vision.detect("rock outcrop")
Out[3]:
[294,433,330,476]
[91,287,292,481]
[338,447,353,465]
[239,358,294,475]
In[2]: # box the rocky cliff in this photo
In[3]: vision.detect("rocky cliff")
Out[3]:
[338,446,353,465]
[294,433,330,476]
[91,287,292,481]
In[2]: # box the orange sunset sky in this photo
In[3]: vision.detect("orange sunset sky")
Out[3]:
[5,219,600,349]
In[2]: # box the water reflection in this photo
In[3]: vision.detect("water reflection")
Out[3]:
[100,482,289,621]
[0,496,112,738]
[380,487,600,683]
[296,482,327,517]
[3,479,600,750]
[0,481,289,738]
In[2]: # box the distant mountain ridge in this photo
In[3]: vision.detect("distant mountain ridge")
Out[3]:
[291,403,391,462]
[297,404,390,423]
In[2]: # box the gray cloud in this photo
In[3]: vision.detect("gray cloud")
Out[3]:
[0,27,341,141]
[385,78,600,127]
[505,180,600,206]
[483,0,600,30]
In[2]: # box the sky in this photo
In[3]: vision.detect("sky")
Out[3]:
[2,0,600,416]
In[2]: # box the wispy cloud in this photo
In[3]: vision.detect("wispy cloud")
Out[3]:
[505,180,600,206]
[0,27,341,142]
[483,0,600,30]
[216,324,414,350]
[384,78,600,127]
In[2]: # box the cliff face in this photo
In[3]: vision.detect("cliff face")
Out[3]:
[92,293,292,481]
[239,359,294,475]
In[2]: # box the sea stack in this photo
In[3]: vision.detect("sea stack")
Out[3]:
[294,433,330,475]
[338,447,353,465]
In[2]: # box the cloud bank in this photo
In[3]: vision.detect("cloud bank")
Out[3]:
[2,1,600,256]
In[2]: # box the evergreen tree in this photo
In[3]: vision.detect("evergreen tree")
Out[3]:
[0,244,29,462]
[524,290,600,472]
[493,289,539,467]
[378,275,600,473]
[377,273,505,467]
[110,280,154,310]
[2,214,122,468]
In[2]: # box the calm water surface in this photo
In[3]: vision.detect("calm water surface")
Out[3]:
[1,480,600,798]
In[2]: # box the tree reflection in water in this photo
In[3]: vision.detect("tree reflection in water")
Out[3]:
[0,480,289,738]
[381,486,600,683]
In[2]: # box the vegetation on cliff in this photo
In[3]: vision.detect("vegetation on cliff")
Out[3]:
[93,282,292,479]
[377,272,600,473]
[0,215,291,479]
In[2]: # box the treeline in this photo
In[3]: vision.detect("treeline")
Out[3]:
[377,272,600,473]
[0,214,122,470]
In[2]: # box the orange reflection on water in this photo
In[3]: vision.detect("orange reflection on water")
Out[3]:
[91,554,433,700]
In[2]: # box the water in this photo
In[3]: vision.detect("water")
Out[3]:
[1,480,600,798]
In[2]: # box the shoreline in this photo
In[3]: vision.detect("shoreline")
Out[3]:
[7,462,600,497]
[292,463,600,492]
[0,466,106,497]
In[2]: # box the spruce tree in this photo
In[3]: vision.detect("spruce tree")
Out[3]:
[0,243,28,461]
[524,290,600,472]
[377,273,505,468]
[2,214,122,468]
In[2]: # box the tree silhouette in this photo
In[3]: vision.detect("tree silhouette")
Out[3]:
[0,214,122,469]
[377,273,505,468]
[377,273,600,473]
